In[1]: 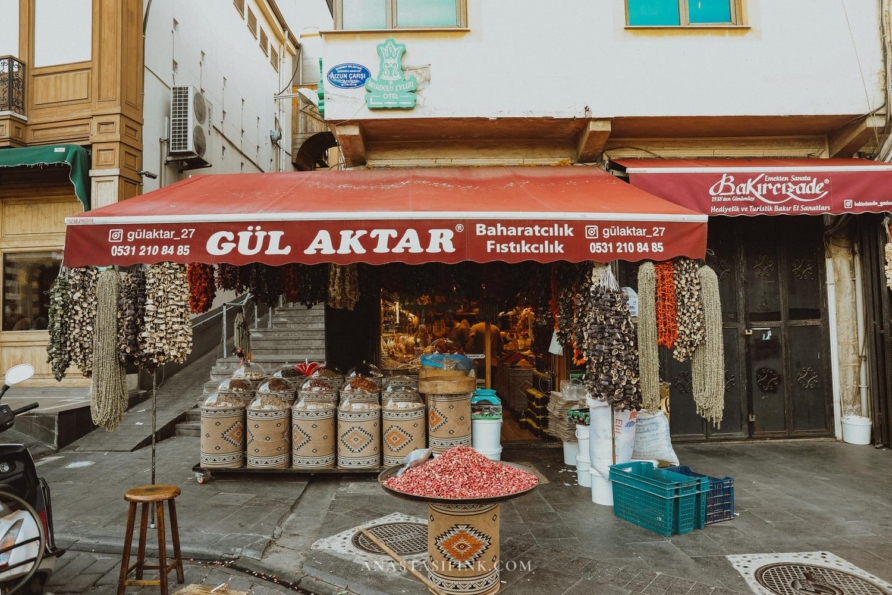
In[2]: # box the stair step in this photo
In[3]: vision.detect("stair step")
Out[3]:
[266,321,326,330]
[175,421,201,438]
[251,328,325,337]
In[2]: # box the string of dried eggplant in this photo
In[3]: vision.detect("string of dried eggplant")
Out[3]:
[46,269,71,381]
[672,258,705,362]
[141,263,193,368]
[582,265,642,411]
[66,267,99,377]
[118,268,152,368]
[691,265,725,427]
[216,264,239,291]
[187,263,216,314]
[570,269,594,365]
[637,262,660,412]
[91,268,128,431]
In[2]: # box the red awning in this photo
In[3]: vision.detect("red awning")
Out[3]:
[613,158,892,217]
[64,167,707,267]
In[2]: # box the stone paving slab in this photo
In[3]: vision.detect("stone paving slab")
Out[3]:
[65,347,218,453]
[40,436,306,561]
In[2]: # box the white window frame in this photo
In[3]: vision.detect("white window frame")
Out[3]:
[334,0,468,31]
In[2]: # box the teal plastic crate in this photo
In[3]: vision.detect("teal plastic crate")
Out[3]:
[609,461,709,536]
[667,465,734,525]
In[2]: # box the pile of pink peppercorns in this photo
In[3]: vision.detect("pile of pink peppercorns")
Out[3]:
[384,446,538,499]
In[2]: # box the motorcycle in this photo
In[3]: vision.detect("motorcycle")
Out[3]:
[0,364,64,595]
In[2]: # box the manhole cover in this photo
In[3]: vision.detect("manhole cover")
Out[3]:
[351,522,427,556]
[756,563,892,595]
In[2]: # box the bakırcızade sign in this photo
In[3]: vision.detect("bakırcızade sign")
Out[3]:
[327,63,371,89]
[365,38,417,109]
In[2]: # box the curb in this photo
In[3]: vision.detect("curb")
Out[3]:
[60,535,238,563]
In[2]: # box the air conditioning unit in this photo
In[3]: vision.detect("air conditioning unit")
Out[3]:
[168,85,212,170]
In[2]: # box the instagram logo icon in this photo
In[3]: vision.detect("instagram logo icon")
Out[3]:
[108,229,124,242]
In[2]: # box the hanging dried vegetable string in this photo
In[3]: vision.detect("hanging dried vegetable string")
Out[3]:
[327,264,360,310]
[581,265,641,411]
[216,264,239,291]
[571,270,594,365]
[141,263,193,368]
[118,268,151,368]
[654,260,678,348]
[46,269,71,381]
[245,264,283,307]
[187,263,216,314]
[234,309,251,355]
[691,265,725,428]
[549,266,560,331]
[67,267,99,377]
[885,242,892,290]
[282,264,301,304]
[91,268,128,431]
[637,262,660,412]
[294,264,328,308]
[672,258,705,362]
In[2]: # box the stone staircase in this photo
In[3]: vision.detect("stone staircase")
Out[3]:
[175,304,326,437]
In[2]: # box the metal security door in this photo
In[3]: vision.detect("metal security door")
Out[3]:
[669,216,832,440]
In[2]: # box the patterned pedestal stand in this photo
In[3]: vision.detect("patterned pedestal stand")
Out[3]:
[379,464,537,595]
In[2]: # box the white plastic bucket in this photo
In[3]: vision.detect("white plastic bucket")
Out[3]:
[590,470,613,506]
[475,446,503,461]
[842,415,872,445]
[576,424,591,488]
[562,440,579,466]
[472,419,502,451]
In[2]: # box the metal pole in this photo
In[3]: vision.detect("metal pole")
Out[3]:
[151,369,157,485]
[254,303,259,329]
[268,306,274,329]
[484,320,492,389]
[221,305,228,359]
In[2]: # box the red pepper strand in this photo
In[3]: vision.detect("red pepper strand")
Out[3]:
[655,261,678,348]
[187,263,215,314]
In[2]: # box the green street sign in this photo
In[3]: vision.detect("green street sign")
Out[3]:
[365,38,417,110]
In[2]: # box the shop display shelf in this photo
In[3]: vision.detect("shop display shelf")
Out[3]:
[192,463,386,484]
[608,461,709,537]
[666,465,735,525]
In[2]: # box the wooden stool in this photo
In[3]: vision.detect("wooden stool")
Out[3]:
[117,484,184,595]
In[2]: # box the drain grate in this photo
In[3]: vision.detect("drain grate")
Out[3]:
[755,563,892,595]
[352,522,427,556]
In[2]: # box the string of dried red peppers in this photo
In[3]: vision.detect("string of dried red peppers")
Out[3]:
[187,263,216,314]
[654,261,678,349]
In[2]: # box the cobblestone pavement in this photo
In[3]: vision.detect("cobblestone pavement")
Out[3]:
[43,551,305,594]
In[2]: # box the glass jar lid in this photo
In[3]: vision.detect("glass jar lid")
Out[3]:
[202,392,245,409]
[258,377,295,394]
[347,361,383,380]
[294,396,336,411]
[338,397,381,411]
[217,377,255,394]
[272,364,305,383]
[232,361,267,382]
[342,375,380,394]
[248,394,289,411]
[301,377,339,392]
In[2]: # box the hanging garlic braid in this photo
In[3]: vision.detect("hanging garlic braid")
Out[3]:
[91,269,129,431]
[637,262,660,412]
[691,265,725,428]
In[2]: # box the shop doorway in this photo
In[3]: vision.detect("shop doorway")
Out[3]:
[668,216,833,441]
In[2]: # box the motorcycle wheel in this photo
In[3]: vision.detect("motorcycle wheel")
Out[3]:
[0,491,46,595]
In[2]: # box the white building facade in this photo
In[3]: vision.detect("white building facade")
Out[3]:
[142,0,299,193]
[312,0,892,445]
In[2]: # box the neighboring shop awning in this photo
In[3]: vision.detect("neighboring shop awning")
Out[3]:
[63,167,707,267]
[613,157,892,217]
[0,145,90,210]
